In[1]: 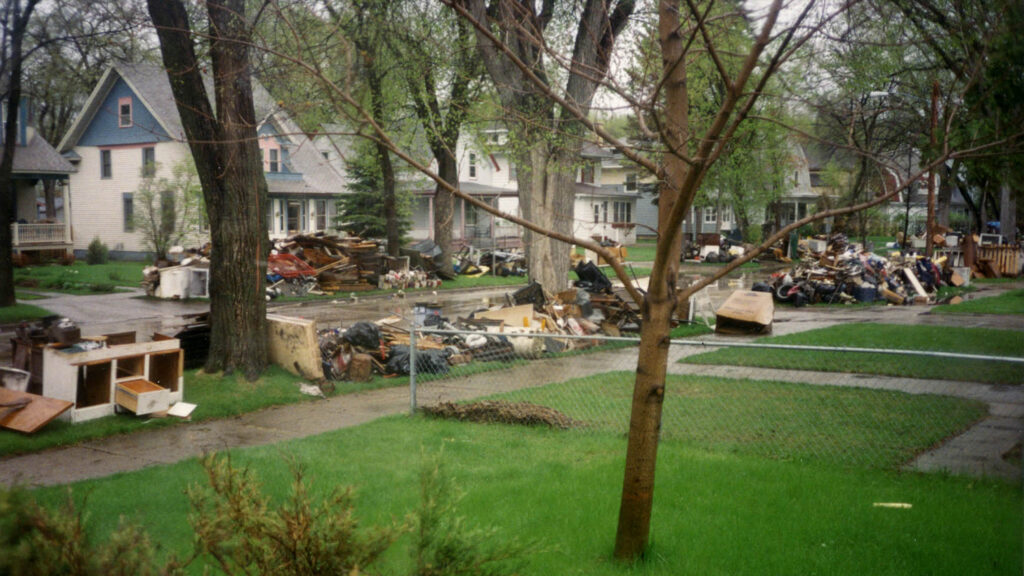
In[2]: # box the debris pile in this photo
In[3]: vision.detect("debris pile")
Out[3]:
[314,271,643,383]
[268,234,385,297]
[759,234,958,307]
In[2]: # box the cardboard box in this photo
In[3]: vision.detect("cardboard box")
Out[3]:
[715,291,774,335]
[115,379,169,415]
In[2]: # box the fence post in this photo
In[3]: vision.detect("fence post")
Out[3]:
[409,325,417,415]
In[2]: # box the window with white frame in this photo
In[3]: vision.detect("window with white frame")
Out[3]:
[703,206,718,224]
[269,149,280,173]
[468,153,477,178]
[593,204,601,223]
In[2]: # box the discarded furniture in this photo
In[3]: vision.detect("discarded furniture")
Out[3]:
[41,338,184,423]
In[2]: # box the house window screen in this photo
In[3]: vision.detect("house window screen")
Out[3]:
[123,193,134,232]
[101,150,112,179]
[142,147,156,177]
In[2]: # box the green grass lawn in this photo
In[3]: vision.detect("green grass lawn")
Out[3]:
[26,413,1020,575]
[14,261,146,294]
[488,372,988,470]
[0,302,54,323]
[683,323,1024,385]
[934,288,1024,315]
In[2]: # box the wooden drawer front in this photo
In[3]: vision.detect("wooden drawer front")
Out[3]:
[115,379,169,415]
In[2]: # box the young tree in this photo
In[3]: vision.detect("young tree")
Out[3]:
[134,159,205,260]
[336,139,412,240]
[147,0,269,378]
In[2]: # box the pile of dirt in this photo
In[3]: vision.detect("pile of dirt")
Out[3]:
[422,400,580,429]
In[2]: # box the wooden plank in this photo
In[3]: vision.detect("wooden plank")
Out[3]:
[474,304,539,330]
[903,268,928,298]
[266,314,324,380]
[0,388,73,434]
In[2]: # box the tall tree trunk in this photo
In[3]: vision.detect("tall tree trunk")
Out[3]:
[0,0,39,307]
[999,181,1015,241]
[433,151,458,278]
[148,0,268,378]
[515,139,576,292]
[937,162,953,227]
[377,139,400,257]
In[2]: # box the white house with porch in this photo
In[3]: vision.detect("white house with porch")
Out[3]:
[406,128,640,249]
[3,99,75,260]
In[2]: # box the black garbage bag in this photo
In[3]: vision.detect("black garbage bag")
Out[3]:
[386,345,450,376]
[343,321,381,350]
[512,281,546,309]
[573,261,612,293]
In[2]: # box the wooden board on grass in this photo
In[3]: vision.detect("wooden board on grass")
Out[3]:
[0,388,72,434]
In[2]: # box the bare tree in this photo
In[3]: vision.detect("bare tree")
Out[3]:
[0,0,41,308]
[147,0,269,378]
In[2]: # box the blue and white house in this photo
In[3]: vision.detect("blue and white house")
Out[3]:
[59,63,345,258]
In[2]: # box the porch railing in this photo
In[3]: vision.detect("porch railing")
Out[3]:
[11,222,70,247]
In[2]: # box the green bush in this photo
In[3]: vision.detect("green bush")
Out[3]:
[86,237,109,265]
[0,487,180,575]
[745,223,762,245]
[1,454,528,576]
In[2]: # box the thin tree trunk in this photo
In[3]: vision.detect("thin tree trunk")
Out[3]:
[0,0,38,307]
[614,0,688,557]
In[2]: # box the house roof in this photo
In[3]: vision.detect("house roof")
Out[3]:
[2,129,75,177]
[60,62,345,195]
[573,182,637,199]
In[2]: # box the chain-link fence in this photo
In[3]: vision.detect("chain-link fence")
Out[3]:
[407,328,1024,476]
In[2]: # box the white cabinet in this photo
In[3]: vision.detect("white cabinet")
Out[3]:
[41,338,184,423]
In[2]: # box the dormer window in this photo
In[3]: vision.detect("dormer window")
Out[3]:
[468,153,477,179]
[269,149,279,173]
[119,96,135,127]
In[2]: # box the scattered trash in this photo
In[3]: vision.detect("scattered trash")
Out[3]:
[167,402,197,419]
[299,383,327,398]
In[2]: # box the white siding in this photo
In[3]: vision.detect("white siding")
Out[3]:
[70,141,192,254]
